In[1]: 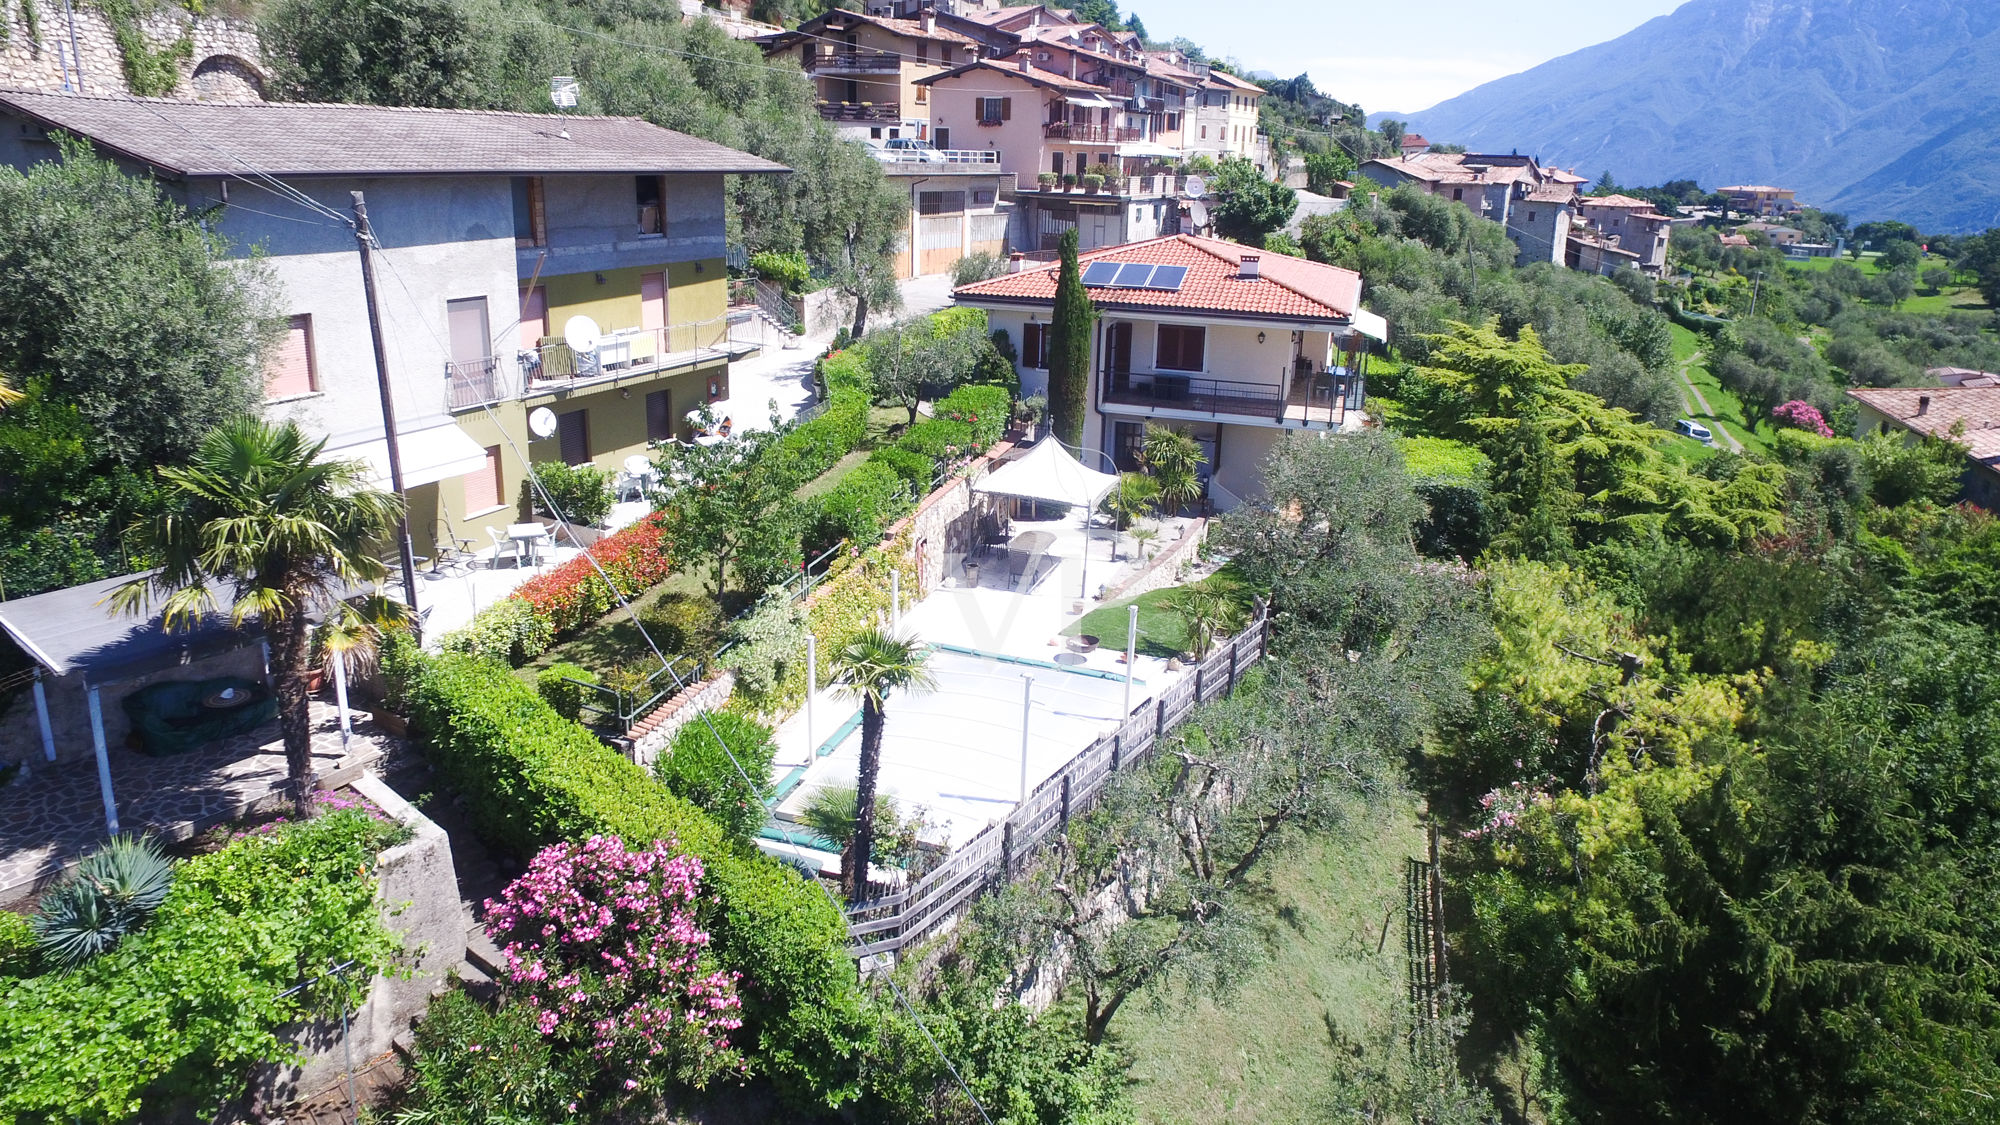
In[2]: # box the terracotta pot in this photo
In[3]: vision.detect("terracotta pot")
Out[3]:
[304,667,326,693]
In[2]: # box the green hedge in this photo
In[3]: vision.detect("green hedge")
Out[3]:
[536,661,600,722]
[866,446,934,489]
[935,384,1010,449]
[399,652,862,1108]
[804,461,916,562]
[658,710,779,846]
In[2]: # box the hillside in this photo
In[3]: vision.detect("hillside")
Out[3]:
[1396,0,2000,232]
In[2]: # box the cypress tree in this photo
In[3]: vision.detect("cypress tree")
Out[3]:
[1046,230,1096,448]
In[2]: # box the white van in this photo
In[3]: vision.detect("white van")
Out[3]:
[1675,419,1715,445]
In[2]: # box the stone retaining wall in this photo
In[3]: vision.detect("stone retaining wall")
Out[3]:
[1098,517,1207,605]
[0,5,266,100]
[628,668,737,769]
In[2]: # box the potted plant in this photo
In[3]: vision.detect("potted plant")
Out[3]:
[1082,173,1105,194]
[1013,393,1047,441]
[1038,172,1058,192]
[1061,172,1078,191]
[1103,174,1126,194]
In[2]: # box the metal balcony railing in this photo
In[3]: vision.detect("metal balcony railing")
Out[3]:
[1043,121,1143,142]
[1101,370,1283,417]
[874,148,1002,165]
[445,356,503,411]
[805,49,902,74]
[819,101,902,121]
[521,323,732,389]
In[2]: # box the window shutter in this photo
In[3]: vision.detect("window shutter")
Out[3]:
[530,176,547,246]
[265,314,315,398]
[464,445,503,512]
[1001,96,1012,120]
[646,390,672,442]
[558,410,589,466]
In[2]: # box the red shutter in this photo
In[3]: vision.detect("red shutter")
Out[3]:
[464,445,503,512]
[265,314,315,398]
[519,286,548,351]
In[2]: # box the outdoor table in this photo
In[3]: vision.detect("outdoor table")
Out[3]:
[1007,529,1056,586]
[507,522,551,567]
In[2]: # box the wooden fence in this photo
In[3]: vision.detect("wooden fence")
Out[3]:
[843,614,1269,957]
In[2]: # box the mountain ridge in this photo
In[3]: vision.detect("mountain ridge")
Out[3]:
[1395,0,2000,232]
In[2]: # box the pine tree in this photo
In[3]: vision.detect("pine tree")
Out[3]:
[1047,230,1096,448]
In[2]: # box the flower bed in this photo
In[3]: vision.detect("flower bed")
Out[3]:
[513,514,674,638]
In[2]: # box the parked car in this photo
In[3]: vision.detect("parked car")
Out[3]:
[877,137,946,163]
[1675,418,1715,445]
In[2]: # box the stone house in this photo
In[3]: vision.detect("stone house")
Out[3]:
[1358,151,1579,268]
[0,91,785,561]
[759,8,980,144]
[1575,193,1673,277]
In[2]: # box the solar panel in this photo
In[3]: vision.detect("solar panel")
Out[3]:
[1081,262,1122,286]
[1115,262,1158,287]
[1145,265,1189,291]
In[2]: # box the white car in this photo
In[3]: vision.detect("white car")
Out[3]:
[878,138,946,163]
[1675,419,1715,445]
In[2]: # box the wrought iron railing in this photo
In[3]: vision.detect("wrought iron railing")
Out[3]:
[1101,371,1284,417]
[805,49,902,74]
[524,322,732,388]
[819,101,902,122]
[1042,121,1143,142]
[445,356,503,411]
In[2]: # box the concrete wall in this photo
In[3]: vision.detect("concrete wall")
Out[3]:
[248,773,468,1113]
[0,644,267,769]
[1209,423,1283,508]
[0,6,266,100]
[528,173,728,279]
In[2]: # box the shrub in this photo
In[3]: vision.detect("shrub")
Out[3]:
[657,711,779,846]
[31,835,174,969]
[896,417,975,464]
[748,249,810,292]
[935,384,1010,449]
[486,835,745,1097]
[765,390,869,491]
[525,460,616,528]
[1771,399,1835,438]
[1037,172,1058,188]
[867,446,935,490]
[394,988,588,1124]
[438,597,555,667]
[724,595,810,704]
[804,461,915,561]
[397,652,862,1108]
[536,662,600,723]
[640,592,727,660]
[0,911,37,978]
[1081,173,1105,192]
[952,252,1007,287]
[513,515,674,638]
[0,809,398,1121]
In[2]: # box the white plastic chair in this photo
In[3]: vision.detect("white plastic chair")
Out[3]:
[485,526,514,569]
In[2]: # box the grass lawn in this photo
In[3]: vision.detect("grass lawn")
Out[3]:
[1106,799,1424,1123]
[1669,322,1703,365]
[1063,563,1257,658]
[1898,286,1992,316]
[516,568,727,685]
[1786,251,1886,275]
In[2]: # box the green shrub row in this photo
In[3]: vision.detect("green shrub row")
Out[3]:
[0,809,398,1122]
[395,648,862,1109]
[536,661,600,722]
[804,460,916,562]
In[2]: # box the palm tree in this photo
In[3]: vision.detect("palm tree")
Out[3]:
[1165,579,1247,661]
[1142,425,1207,516]
[111,418,405,817]
[829,628,934,901]
[0,372,22,412]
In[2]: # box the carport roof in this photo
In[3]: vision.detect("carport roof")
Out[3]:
[0,573,260,684]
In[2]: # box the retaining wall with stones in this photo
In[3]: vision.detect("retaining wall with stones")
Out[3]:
[628,668,737,769]
[1098,517,1208,605]
[0,6,267,100]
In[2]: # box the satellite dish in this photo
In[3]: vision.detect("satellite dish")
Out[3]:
[1184,175,1206,198]
[529,407,559,439]
[563,315,601,354]
[549,76,579,108]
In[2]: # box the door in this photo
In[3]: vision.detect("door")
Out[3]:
[1108,321,1133,389]
[646,389,672,443]
[641,271,667,356]
[519,286,547,352]
[557,409,589,466]
[447,296,490,366]
[935,126,950,151]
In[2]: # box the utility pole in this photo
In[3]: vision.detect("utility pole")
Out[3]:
[351,192,422,633]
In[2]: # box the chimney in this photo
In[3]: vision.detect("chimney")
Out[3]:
[921,9,935,33]
[1918,394,1932,416]
[1239,253,1261,279]
[1068,52,1077,79]
[1018,54,1032,72]
[1008,251,1027,274]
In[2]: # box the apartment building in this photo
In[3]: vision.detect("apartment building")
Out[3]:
[0,91,785,558]
[1188,67,1268,168]
[954,234,1387,508]
[761,9,980,143]
[1720,184,1800,218]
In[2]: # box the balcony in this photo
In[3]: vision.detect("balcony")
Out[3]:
[873,147,1001,166]
[1043,121,1143,142]
[446,356,504,411]
[1127,94,1167,113]
[519,324,734,393]
[805,49,902,75]
[819,101,902,122]
[1100,368,1365,428]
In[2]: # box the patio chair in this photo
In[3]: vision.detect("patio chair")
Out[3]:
[486,526,516,569]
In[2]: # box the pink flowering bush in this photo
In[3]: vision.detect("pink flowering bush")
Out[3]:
[484,835,745,1098]
[1462,776,1557,841]
[1771,400,1834,438]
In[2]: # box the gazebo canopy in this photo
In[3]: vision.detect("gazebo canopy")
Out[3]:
[972,439,1120,507]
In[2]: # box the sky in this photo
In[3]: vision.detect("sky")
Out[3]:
[1124,0,1687,115]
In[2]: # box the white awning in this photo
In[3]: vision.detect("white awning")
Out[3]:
[1351,309,1390,343]
[324,421,488,489]
[1118,142,1180,159]
[1065,94,1119,110]
[972,438,1120,507]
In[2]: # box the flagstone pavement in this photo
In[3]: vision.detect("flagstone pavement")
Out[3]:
[0,700,395,906]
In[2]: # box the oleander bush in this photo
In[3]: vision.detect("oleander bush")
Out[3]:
[657,711,779,845]
[0,808,400,1122]
[395,651,863,1109]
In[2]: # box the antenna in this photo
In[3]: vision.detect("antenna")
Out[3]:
[549,76,579,109]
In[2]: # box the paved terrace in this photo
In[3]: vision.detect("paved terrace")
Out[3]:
[0,700,392,906]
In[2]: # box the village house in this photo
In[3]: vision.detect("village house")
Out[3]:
[954,234,1387,507]
[1188,66,1269,169]
[1720,184,1800,218]
[1850,387,2000,510]
[872,149,1016,279]
[0,91,785,562]
[1574,193,1673,277]
[1357,151,1579,268]
[759,8,980,143]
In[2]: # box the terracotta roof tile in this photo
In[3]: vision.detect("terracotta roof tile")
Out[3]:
[0,89,787,177]
[1851,387,2000,464]
[916,58,1105,93]
[953,234,1363,323]
[1579,193,1654,208]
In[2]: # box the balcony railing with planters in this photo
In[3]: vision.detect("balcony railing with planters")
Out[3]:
[819,100,902,121]
[1042,121,1143,142]
[519,322,733,390]
[804,49,902,74]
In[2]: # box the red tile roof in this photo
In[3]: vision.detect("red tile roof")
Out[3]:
[953,234,1364,323]
[1579,193,1652,208]
[1851,387,2000,465]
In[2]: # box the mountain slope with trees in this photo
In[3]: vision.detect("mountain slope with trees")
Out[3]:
[1399,0,2000,232]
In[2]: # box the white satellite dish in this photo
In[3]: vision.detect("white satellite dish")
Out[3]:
[1184,175,1206,199]
[528,407,559,439]
[549,76,579,108]
[562,315,601,354]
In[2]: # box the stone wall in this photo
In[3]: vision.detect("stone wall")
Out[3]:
[628,668,737,769]
[0,643,268,769]
[247,773,468,1113]
[0,5,267,101]
[1097,516,1207,605]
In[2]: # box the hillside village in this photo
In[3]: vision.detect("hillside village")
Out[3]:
[3,0,2000,1122]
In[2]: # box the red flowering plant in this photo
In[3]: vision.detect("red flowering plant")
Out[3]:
[1771,400,1835,438]
[513,515,673,636]
[483,834,745,1099]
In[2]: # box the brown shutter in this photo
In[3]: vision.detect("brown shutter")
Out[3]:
[265,314,315,398]
[464,445,503,512]
[558,409,589,466]
[529,176,547,246]
[1001,96,1012,120]
[647,390,673,442]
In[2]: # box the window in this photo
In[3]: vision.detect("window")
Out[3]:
[636,176,665,235]
[1155,324,1205,371]
[1200,125,1207,139]
[1021,323,1048,369]
[915,42,928,63]
[1051,152,1064,175]
[1167,112,1180,131]
[870,126,883,139]
[511,176,546,247]
[465,445,503,513]
[1112,421,1144,472]
[447,296,491,367]
[265,313,316,398]
[978,96,1011,124]
[646,390,673,442]
[1527,211,1537,222]
[915,85,928,104]
[1097,152,1110,165]
[557,409,589,466]
[935,126,950,150]
[1452,188,1463,201]
[919,190,966,214]
[972,187,995,205]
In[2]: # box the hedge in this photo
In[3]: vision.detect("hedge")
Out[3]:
[935,384,1010,450]
[397,650,862,1108]
[803,460,916,562]
[866,445,933,489]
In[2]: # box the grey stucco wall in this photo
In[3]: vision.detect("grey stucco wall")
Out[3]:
[0,644,268,769]
[528,172,728,278]
[248,772,467,1113]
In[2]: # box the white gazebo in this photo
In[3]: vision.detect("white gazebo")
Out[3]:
[972,438,1122,597]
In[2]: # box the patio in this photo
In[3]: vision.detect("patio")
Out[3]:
[0,698,394,905]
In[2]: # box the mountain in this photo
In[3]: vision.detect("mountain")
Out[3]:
[1396,0,2000,233]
